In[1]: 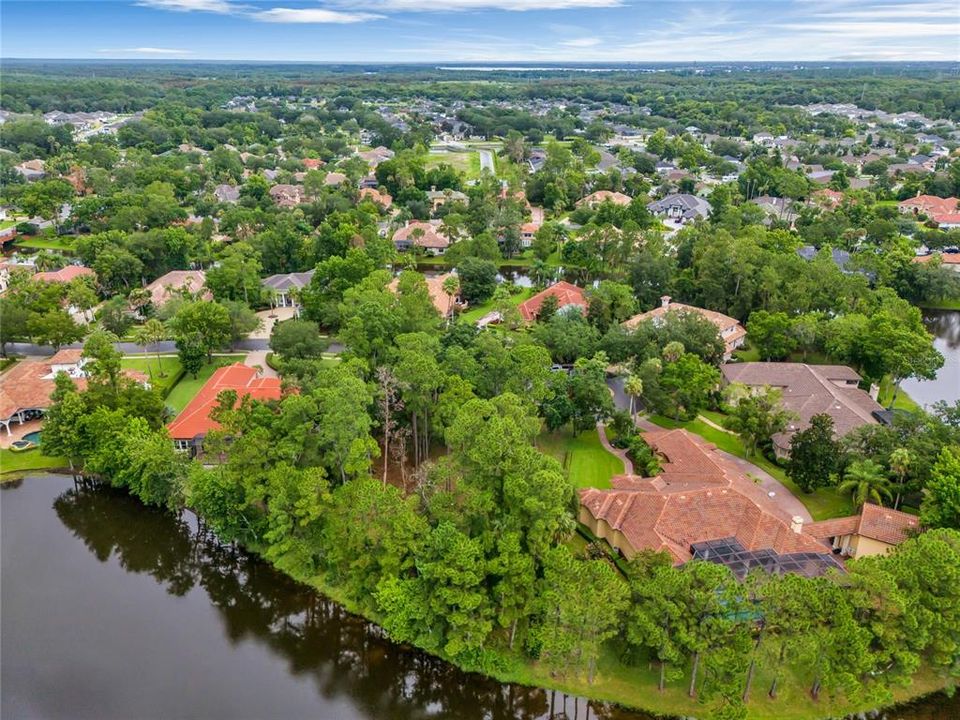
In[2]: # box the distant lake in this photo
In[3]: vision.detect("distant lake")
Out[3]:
[902,309,960,409]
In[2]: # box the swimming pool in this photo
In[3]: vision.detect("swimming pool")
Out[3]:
[22,431,42,445]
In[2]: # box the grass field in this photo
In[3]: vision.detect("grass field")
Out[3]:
[165,355,246,413]
[0,448,69,477]
[536,428,623,489]
[918,297,960,310]
[459,287,533,324]
[877,376,922,413]
[121,356,184,398]
[425,150,481,179]
[13,236,76,252]
[647,414,853,520]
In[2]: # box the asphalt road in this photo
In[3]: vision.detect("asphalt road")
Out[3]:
[6,339,344,357]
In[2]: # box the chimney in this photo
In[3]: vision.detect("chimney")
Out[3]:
[790,516,804,534]
[660,295,671,308]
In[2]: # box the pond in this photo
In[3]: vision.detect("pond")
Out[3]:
[901,309,960,409]
[2,475,956,720]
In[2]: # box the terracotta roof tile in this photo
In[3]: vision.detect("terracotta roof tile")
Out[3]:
[518,281,587,323]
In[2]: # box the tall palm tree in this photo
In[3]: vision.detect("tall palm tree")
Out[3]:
[133,319,168,378]
[838,459,893,509]
[441,275,459,327]
[889,448,912,510]
[624,374,644,422]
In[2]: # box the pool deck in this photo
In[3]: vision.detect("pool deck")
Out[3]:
[0,419,43,449]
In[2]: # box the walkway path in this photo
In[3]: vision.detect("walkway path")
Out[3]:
[478,149,495,175]
[243,350,278,379]
[596,423,633,475]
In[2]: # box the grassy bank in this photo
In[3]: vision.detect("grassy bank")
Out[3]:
[0,448,69,478]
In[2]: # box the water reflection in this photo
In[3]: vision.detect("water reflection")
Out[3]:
[48,479,646,720]
[902,310,960,408]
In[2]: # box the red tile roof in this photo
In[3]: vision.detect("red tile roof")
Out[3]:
[518,281,587,323]
[579,429,829,563]
[33,266,95,284]
[143,270,210,307]
[392,221,449,249]
[166,363,283,440]
[913,252,960,265]
[806,503,919,546]
[899,195,958,216]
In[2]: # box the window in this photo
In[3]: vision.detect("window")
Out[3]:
[174,439,191,452]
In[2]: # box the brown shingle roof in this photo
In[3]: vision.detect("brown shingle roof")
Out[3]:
[720,363,881,452]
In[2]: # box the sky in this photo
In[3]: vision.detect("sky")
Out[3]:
[2,0,959,63]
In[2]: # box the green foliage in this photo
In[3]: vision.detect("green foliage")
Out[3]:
[788,413,841,493]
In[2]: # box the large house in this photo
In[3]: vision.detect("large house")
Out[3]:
[426,188,468,211]
[579,429,844,578]
[143,270,210,309]
[33,266,96,284]
[517,281,588,323]
[576,190,632,208]
[898,195,957,217]
[392,221,450,256]
[213,184,240,204]
[622,296,746,361]
[806,503,919,559]
[262,270,315,309]
[359,187,393,209]
[388,272,458,319]
[0,350,148,436]
[647,194,712,223]
[913,252,960,272]
[167,363,283,453]
[269,184,304,208]
[720,363,884,458]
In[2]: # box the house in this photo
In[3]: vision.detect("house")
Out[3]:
[14,159,45,182]
[356,146,394,167]
[269,184,304,208]
[577,190,632,208]
[214,184,241,204]
[932,213,960,230]
[913,252,960,272]
[517,281,588,323]
[302,158,325,170]
[749,195,798,225]
[898,195,957,217]
[527,149,547,173]
[647,194,711,223]
[623,296,746,361]
[33,266,96,284]
[392,221,450,256]
[142,270,210,309]
[579,429,844,577]
[752,132,775,147]
[359,187,393,209]
[262,270,315,309]
[720,363,884,459]
[520,222,540,248]
[425,188,468,211]
[167,363,283,453]
[810,188,844,209]
[796,246,855,274]
[0,349,148,436]
[806,503,919,559]
[324,172,348,186]
[388,272,458,318]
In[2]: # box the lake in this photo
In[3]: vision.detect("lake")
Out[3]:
[902,309,960,409]
[2,475,956,720]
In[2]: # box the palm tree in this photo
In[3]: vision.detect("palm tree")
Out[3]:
[441,275,459,326]
[838,459,893,509]
[133,319,168,378]
[889,448,912,510]
[624,374,644,422]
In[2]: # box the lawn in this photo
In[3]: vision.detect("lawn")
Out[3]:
[647,414,853,520]
[121,355,184,398]
[536,427,623,489]
[164,355,246,413]
[458,287,533,324]
[13,236,76,252]
[0,448,69,477]
[425,150,481,179]
[918,297,960,310]
[877,376,922,413]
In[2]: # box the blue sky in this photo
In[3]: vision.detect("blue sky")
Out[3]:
[2,0,959,62]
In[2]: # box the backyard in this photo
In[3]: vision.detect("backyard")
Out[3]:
[537,427,624,489]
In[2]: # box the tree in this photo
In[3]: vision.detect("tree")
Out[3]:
[839,459,893,509]
[28,308,85,350]
[658,352,719,421]
[747,310,796,361]
[20,179,74,228]
[132,318,168,378]
[40,373,87,471]
[175,332,206,378]
[0,300,31,356]
[223,299,262,344]
[98,296,134,336]
[456,257,498,305]
[724,384,796,457]
[568,353,614,434]
[920,446,960,530]
[624,373,644,422]
[787,414,840,493]
[269,318,328,360]
[167,300,232,361]
[889,447,913,511]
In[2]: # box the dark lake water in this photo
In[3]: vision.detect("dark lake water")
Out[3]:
[2,475,957,720]
[902,309,960,409]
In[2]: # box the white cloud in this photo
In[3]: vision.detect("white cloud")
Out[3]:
[97,46,194,54]
[336,0,621,11]
[253,7,383,22]
[136,0,238,12]
[561,37,601,47]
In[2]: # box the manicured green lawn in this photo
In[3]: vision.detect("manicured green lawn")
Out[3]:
[536,428,623,489]
[647,414,853,520]
[877,376,921,413]
[164,355,246,413]
[918,297,960,310]
[13,236,75,252]
[121,356,184,398]
[0,448,68,477]
[459,287,533,324]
